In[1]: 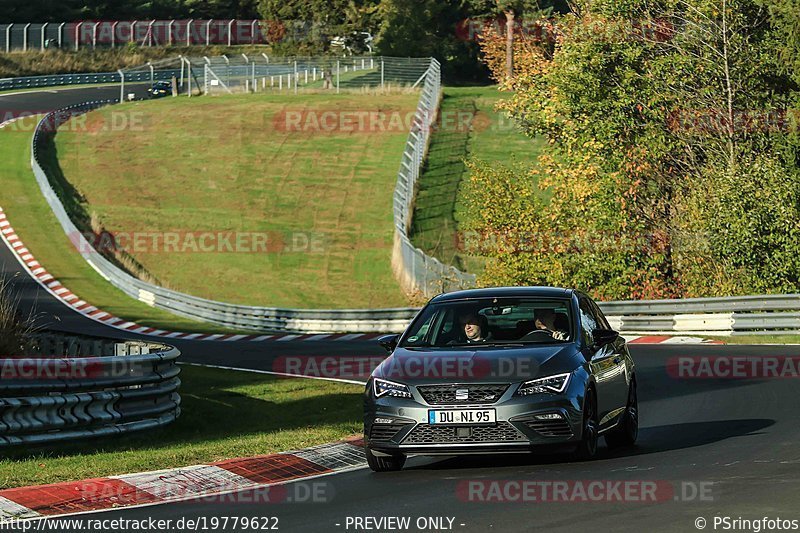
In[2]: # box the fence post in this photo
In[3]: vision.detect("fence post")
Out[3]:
[228,19,234,46]
[58,23,65,49]
[111,21,118,48]
[252,62,256,92]
[336,60,340,94]
[205,20,212,46]
[74,22,81,51]
[118,69,125,103]
[187,19,193,46]
[168,20,174,46]
[186,58,192,97]
[40,23,48,51]
[381,58,385,89]
[294,61,298,94]
[251,20,258,45]
[5,24,11,53]
[22,23,30,51]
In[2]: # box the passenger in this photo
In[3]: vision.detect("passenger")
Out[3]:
[533,309,569,341]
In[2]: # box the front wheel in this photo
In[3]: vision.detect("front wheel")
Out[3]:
[572,389,599,461]
[365,446,406,472]
[605,380,638,449]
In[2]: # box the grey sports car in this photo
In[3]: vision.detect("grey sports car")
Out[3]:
[364,287,638,472]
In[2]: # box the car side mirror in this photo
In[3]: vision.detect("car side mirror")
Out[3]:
[378,334,400,354]
[592,328,619,349]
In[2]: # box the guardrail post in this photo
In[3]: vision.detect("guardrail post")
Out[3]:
[186,58,192,97]
[23,23,31,51]
[118,69,125,103]
[111,21,118,48]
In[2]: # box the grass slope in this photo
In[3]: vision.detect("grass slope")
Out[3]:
[0,119,245,334]
[409,86,546,273]
[54,91,418,308]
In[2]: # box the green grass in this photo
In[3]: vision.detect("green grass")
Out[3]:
[409,86,546,273]
[0,365,362,488]
[709,335,800,344]
[0,119,250,334]
[53,92,417,309]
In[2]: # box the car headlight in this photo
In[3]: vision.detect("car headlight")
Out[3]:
[516,373,571,396]
[373,378,412,399]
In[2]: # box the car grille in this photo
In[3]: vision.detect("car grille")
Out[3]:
[402,422,527,444]
[417,384,509,405]
[518,418,573,438]
[369,424,407,442]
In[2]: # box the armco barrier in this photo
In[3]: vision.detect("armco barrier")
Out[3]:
[0,69,182,92]
[0,335,180,447]
[26,87,800,335]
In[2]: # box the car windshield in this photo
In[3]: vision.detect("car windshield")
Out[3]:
[399,297,573,348]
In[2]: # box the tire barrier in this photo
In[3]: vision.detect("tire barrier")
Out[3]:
[0,334,180,447]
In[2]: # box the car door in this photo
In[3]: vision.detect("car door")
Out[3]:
[578,296,628,430]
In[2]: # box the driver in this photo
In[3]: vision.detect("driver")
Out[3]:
[456,313,490,344]
[533,309,569,340]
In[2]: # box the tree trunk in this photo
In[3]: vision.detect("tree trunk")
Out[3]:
[505,9,515,79]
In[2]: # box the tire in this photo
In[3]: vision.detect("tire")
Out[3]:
[365,446,406,472]
[573,388,599,461]
[605,379,639,449]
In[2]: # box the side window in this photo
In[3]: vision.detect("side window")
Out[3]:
[588,299,611,330]
[578,298,597,346]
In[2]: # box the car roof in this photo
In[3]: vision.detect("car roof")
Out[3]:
[430,286,574,303]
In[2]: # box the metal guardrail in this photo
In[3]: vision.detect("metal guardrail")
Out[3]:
[0,69,183,92]
[600,294,800,336]
[0,335,180,447]
[390,58,477,298]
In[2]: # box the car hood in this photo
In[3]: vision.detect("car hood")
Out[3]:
[372,344,584,386]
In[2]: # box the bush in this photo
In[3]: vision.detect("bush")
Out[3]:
[0,276,37,356]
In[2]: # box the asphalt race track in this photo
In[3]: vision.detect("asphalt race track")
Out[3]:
[3,87,800,533]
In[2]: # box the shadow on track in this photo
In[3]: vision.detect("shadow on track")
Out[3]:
[403,418,774,471]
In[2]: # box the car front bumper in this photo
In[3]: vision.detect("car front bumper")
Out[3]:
[364,382,586,456]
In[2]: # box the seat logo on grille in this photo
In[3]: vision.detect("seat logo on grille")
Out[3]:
[455,388,469,400]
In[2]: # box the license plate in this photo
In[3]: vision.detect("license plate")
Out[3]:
[428,409,496,425]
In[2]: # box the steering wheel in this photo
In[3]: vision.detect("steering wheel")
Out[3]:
[520,329,555,341]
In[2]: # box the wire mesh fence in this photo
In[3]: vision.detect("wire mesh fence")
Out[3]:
[200,56,432,95]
